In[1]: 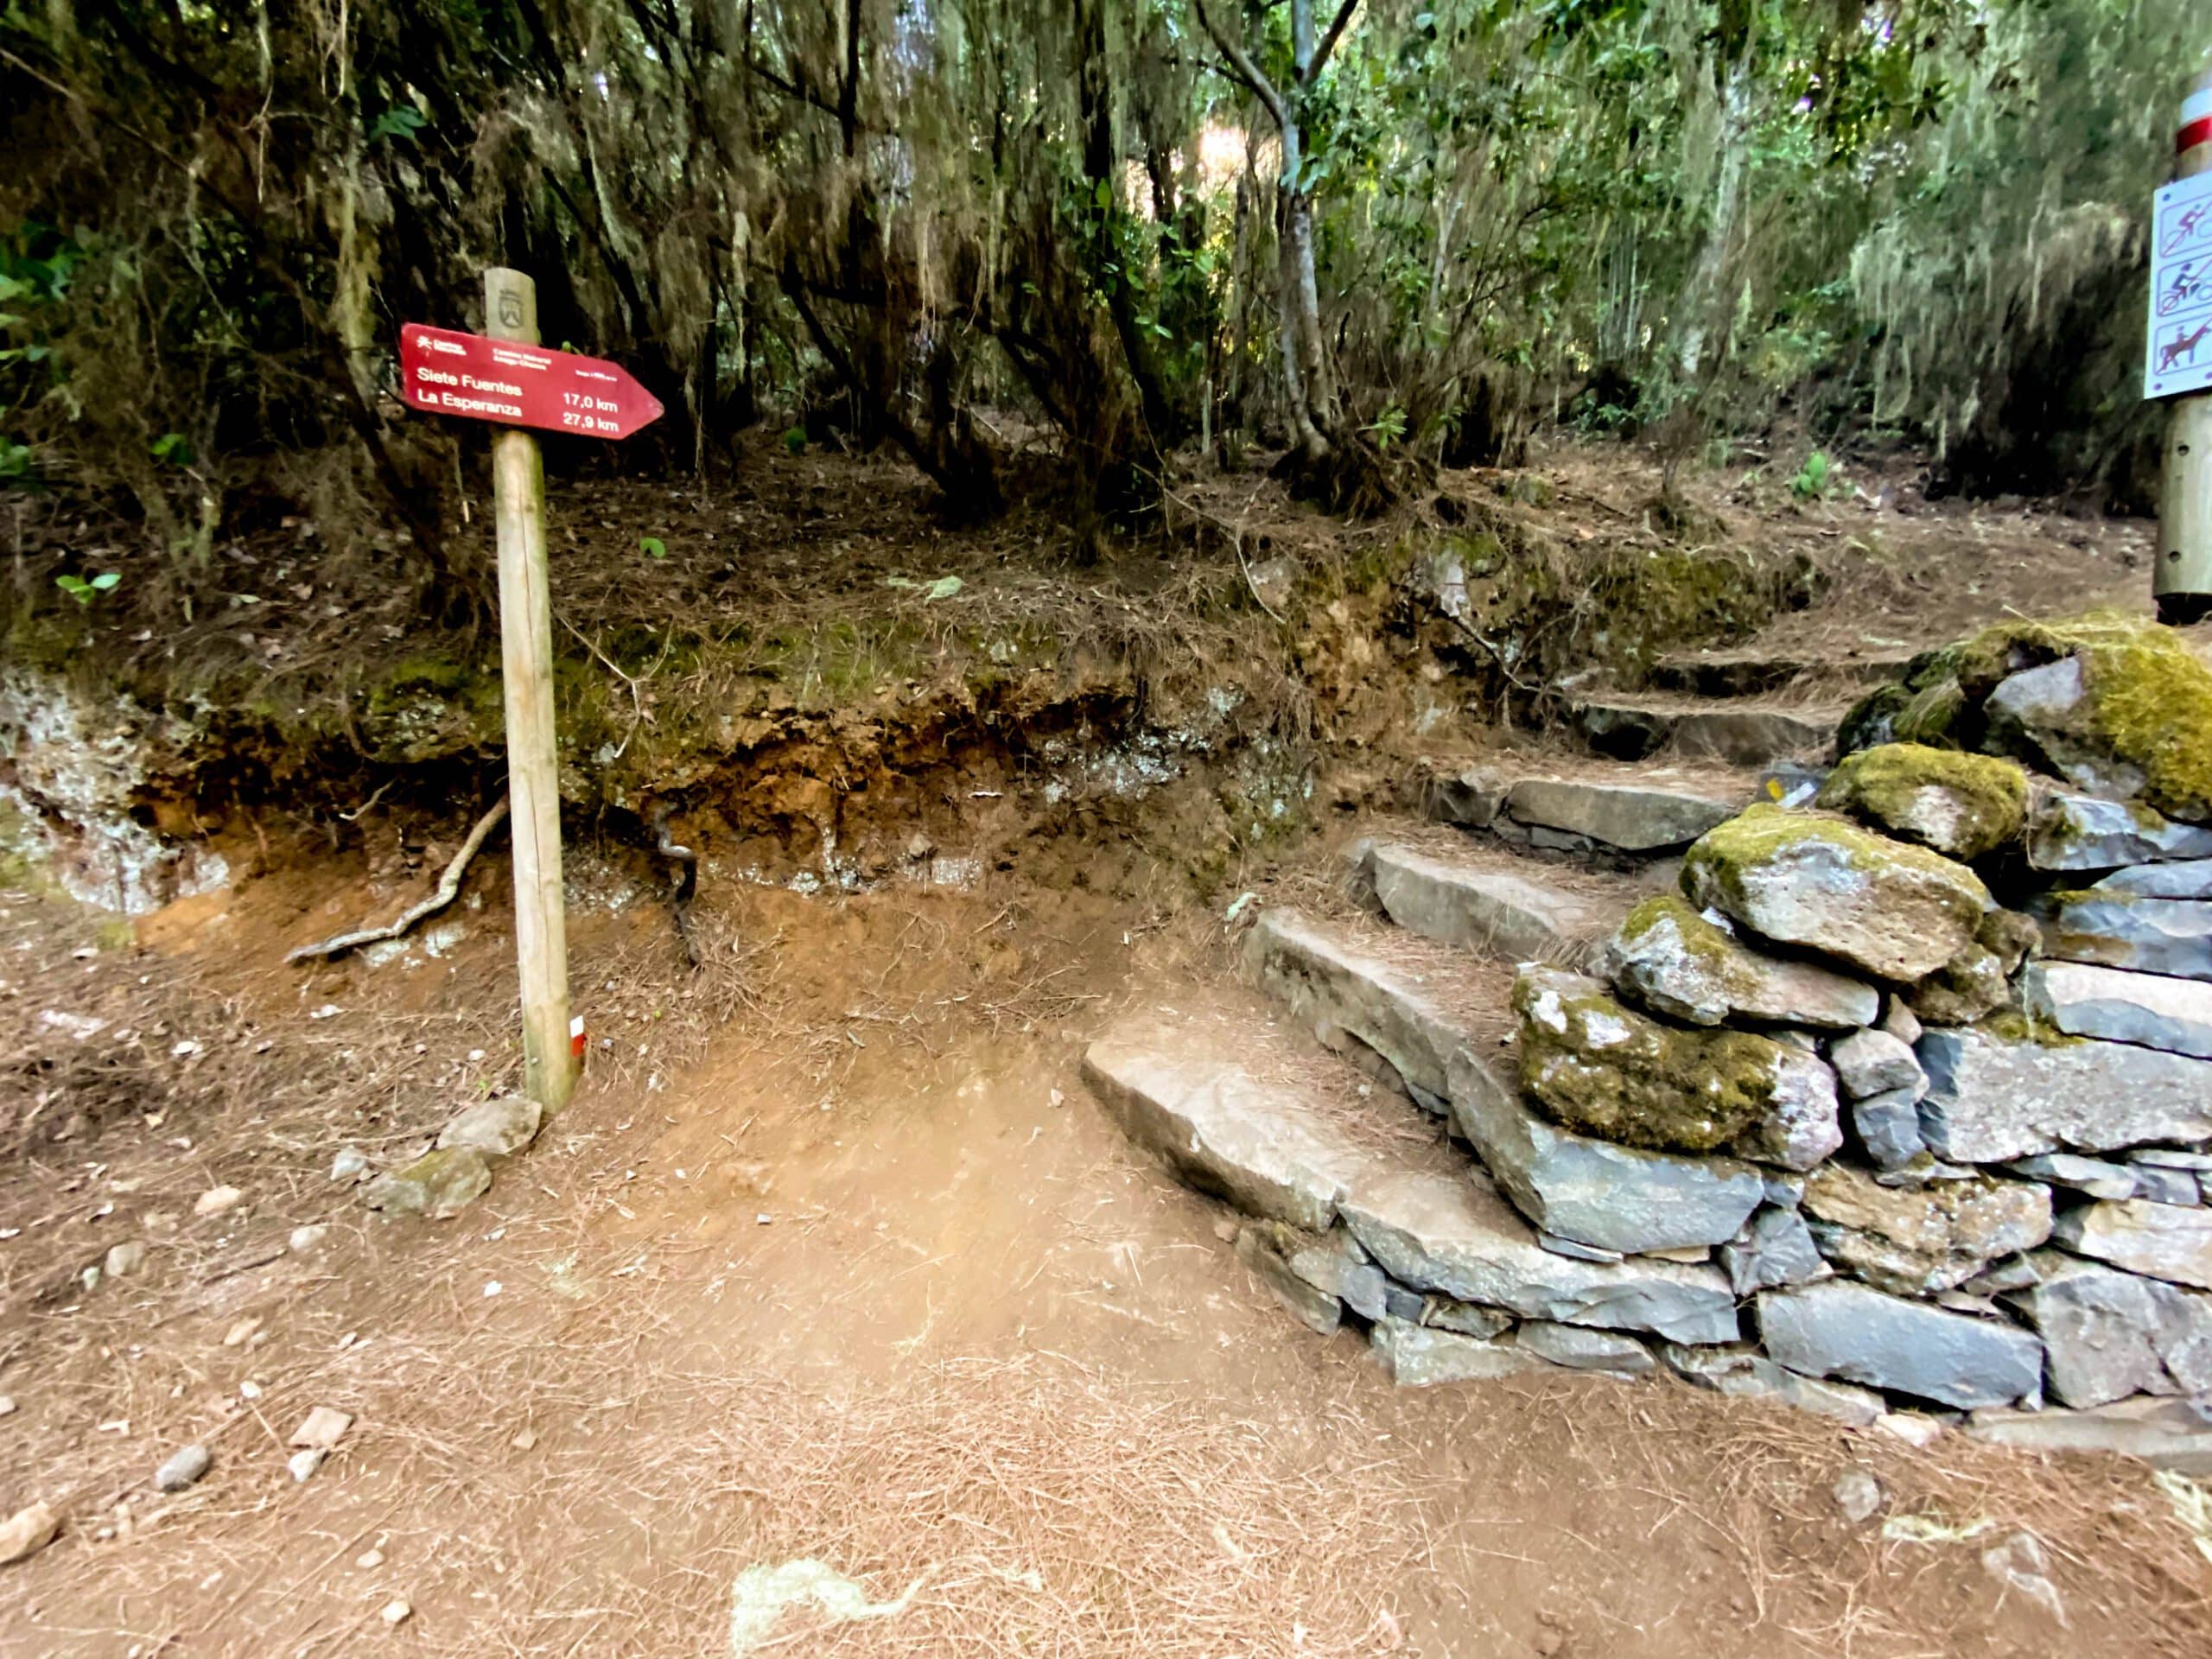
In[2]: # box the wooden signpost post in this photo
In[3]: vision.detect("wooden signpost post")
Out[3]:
[2154,68,2212,624]
[398,270,664,1109]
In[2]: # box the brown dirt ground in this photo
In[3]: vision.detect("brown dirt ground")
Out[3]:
[1,808,2208,1658]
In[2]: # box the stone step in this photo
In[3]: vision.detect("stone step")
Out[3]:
[1241,904,1507,1110]
[1082,1006,1742,1346]
[1568,695,1843,766]
[1353,839,1632,963]
[1242,906,1776,1257]
[1647,648,1915,699]
[1427,760,1755,855]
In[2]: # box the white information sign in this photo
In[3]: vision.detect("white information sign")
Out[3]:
[2147,170,2212,400]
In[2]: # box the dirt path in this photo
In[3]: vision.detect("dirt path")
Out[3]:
[0,847,2209,1657]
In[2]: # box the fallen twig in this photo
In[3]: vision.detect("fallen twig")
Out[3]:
[285,798,509,963]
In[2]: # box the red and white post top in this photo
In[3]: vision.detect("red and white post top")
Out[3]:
[2183,73,2212,160]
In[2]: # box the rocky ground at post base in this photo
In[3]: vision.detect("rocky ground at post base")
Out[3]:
[1088,609,2212,1467]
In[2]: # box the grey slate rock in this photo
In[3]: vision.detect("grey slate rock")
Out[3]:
[1656,1342,1887,1426]
[1829,1028,1926,1101]
[1287,1232,1389,1321]
[1721,1205,1828,1296]
[1515,1320,1655,1376]
[1502,778,1740,854]
[1234,1227,1342,1334]
[1083,1021,1382,1232]
[1602,894,1878,1031]
[1538,1231,1621,1262]
[436,1094,543,1158]
[2005,1254,2212,1408]
[2004,1152,2139,1202]
[1370,1317,1548,1386]
[2096,860,2212,899]
[155,1443,213,1493]
[1242,906,1474,1107]
[1880,996,1924,1047]
[1364,842,1609,963]
[1381,1282,1427,1322]
[1967,1396,2212,1474]
[1853,1087,1929,1171]
[2025,793,2212,872]
[2133,1166,2202,1207]
[2023,960,2212,1059]
[1445,1047,1765,1255]
[2032,892,2212,982]
[1916,1027,2212,1162]
[1757,1280,2044,1409]
[2052,1199,2212,1291]
[1338,1166,1741,1345]
[1427,766,1510,830]
[1421,1297,1513,1339]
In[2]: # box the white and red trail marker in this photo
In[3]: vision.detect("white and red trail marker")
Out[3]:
[398,323,664,440]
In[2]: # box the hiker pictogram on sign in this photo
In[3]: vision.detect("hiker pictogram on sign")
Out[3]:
[2146,171,2212,398]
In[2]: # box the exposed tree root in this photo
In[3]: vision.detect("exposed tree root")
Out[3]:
[283,798,509,963]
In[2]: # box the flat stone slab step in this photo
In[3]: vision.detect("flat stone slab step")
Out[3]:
[1648,648,1916,699]
[1427,760,1756,855]
[1569,695,1844,766]
[1243,904,1510,1109]
[1082,1006,1741,1345]
[1243,905,1776,1257]
[1354,838,1632,963]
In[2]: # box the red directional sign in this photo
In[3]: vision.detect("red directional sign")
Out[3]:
[397,322,663,440]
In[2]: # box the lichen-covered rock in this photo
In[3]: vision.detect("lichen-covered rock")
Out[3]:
[2024,961,2212,1059]
[1801,1164,2052,1297]
[362,1147,492,1220]
[1827,1027,1924,1101]
[1681,805,1990,982]
[2025,793,2212,871]
[435,1095,543,1158]
[2005,1254,2212,1408]
[2053,1200,2212,1292]
[1816,743,2028,861]
[2031,890,2212,982]
[1966,613,2212,824]
[1918,1026,2212,1161]
[1513,966,1841,1170]
[1601,894,1878,1031]
[1904,942,2012,1027]
[1720,1205,1829,1295]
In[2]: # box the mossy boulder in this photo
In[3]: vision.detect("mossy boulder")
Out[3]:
[1513,965,1842,1171]
[1681,804,1991,982]
[1966,613,2212,823]
[1602,894,1878,1030]
[1815,743,2028,861]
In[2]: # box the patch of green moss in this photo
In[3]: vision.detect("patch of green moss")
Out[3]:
[1956,611,2212,823]
[1891,677,1967,748]
[1815,742,2028,861]
[359,654,505,764]
[1511,968,1794,1157]
[1686,802,1986,893]
[1980,1008,2088,1048]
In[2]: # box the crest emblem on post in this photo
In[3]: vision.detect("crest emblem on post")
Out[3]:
[498,289,524,331]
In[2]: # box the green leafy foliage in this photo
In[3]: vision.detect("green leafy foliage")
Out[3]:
[1790,451,1834,501]
[54,571,120,605]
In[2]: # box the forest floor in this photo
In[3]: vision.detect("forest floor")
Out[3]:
[2,440,2209,1657]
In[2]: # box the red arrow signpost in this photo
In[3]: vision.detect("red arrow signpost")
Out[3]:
[398,323,664,440]
[398,270,664,1113]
